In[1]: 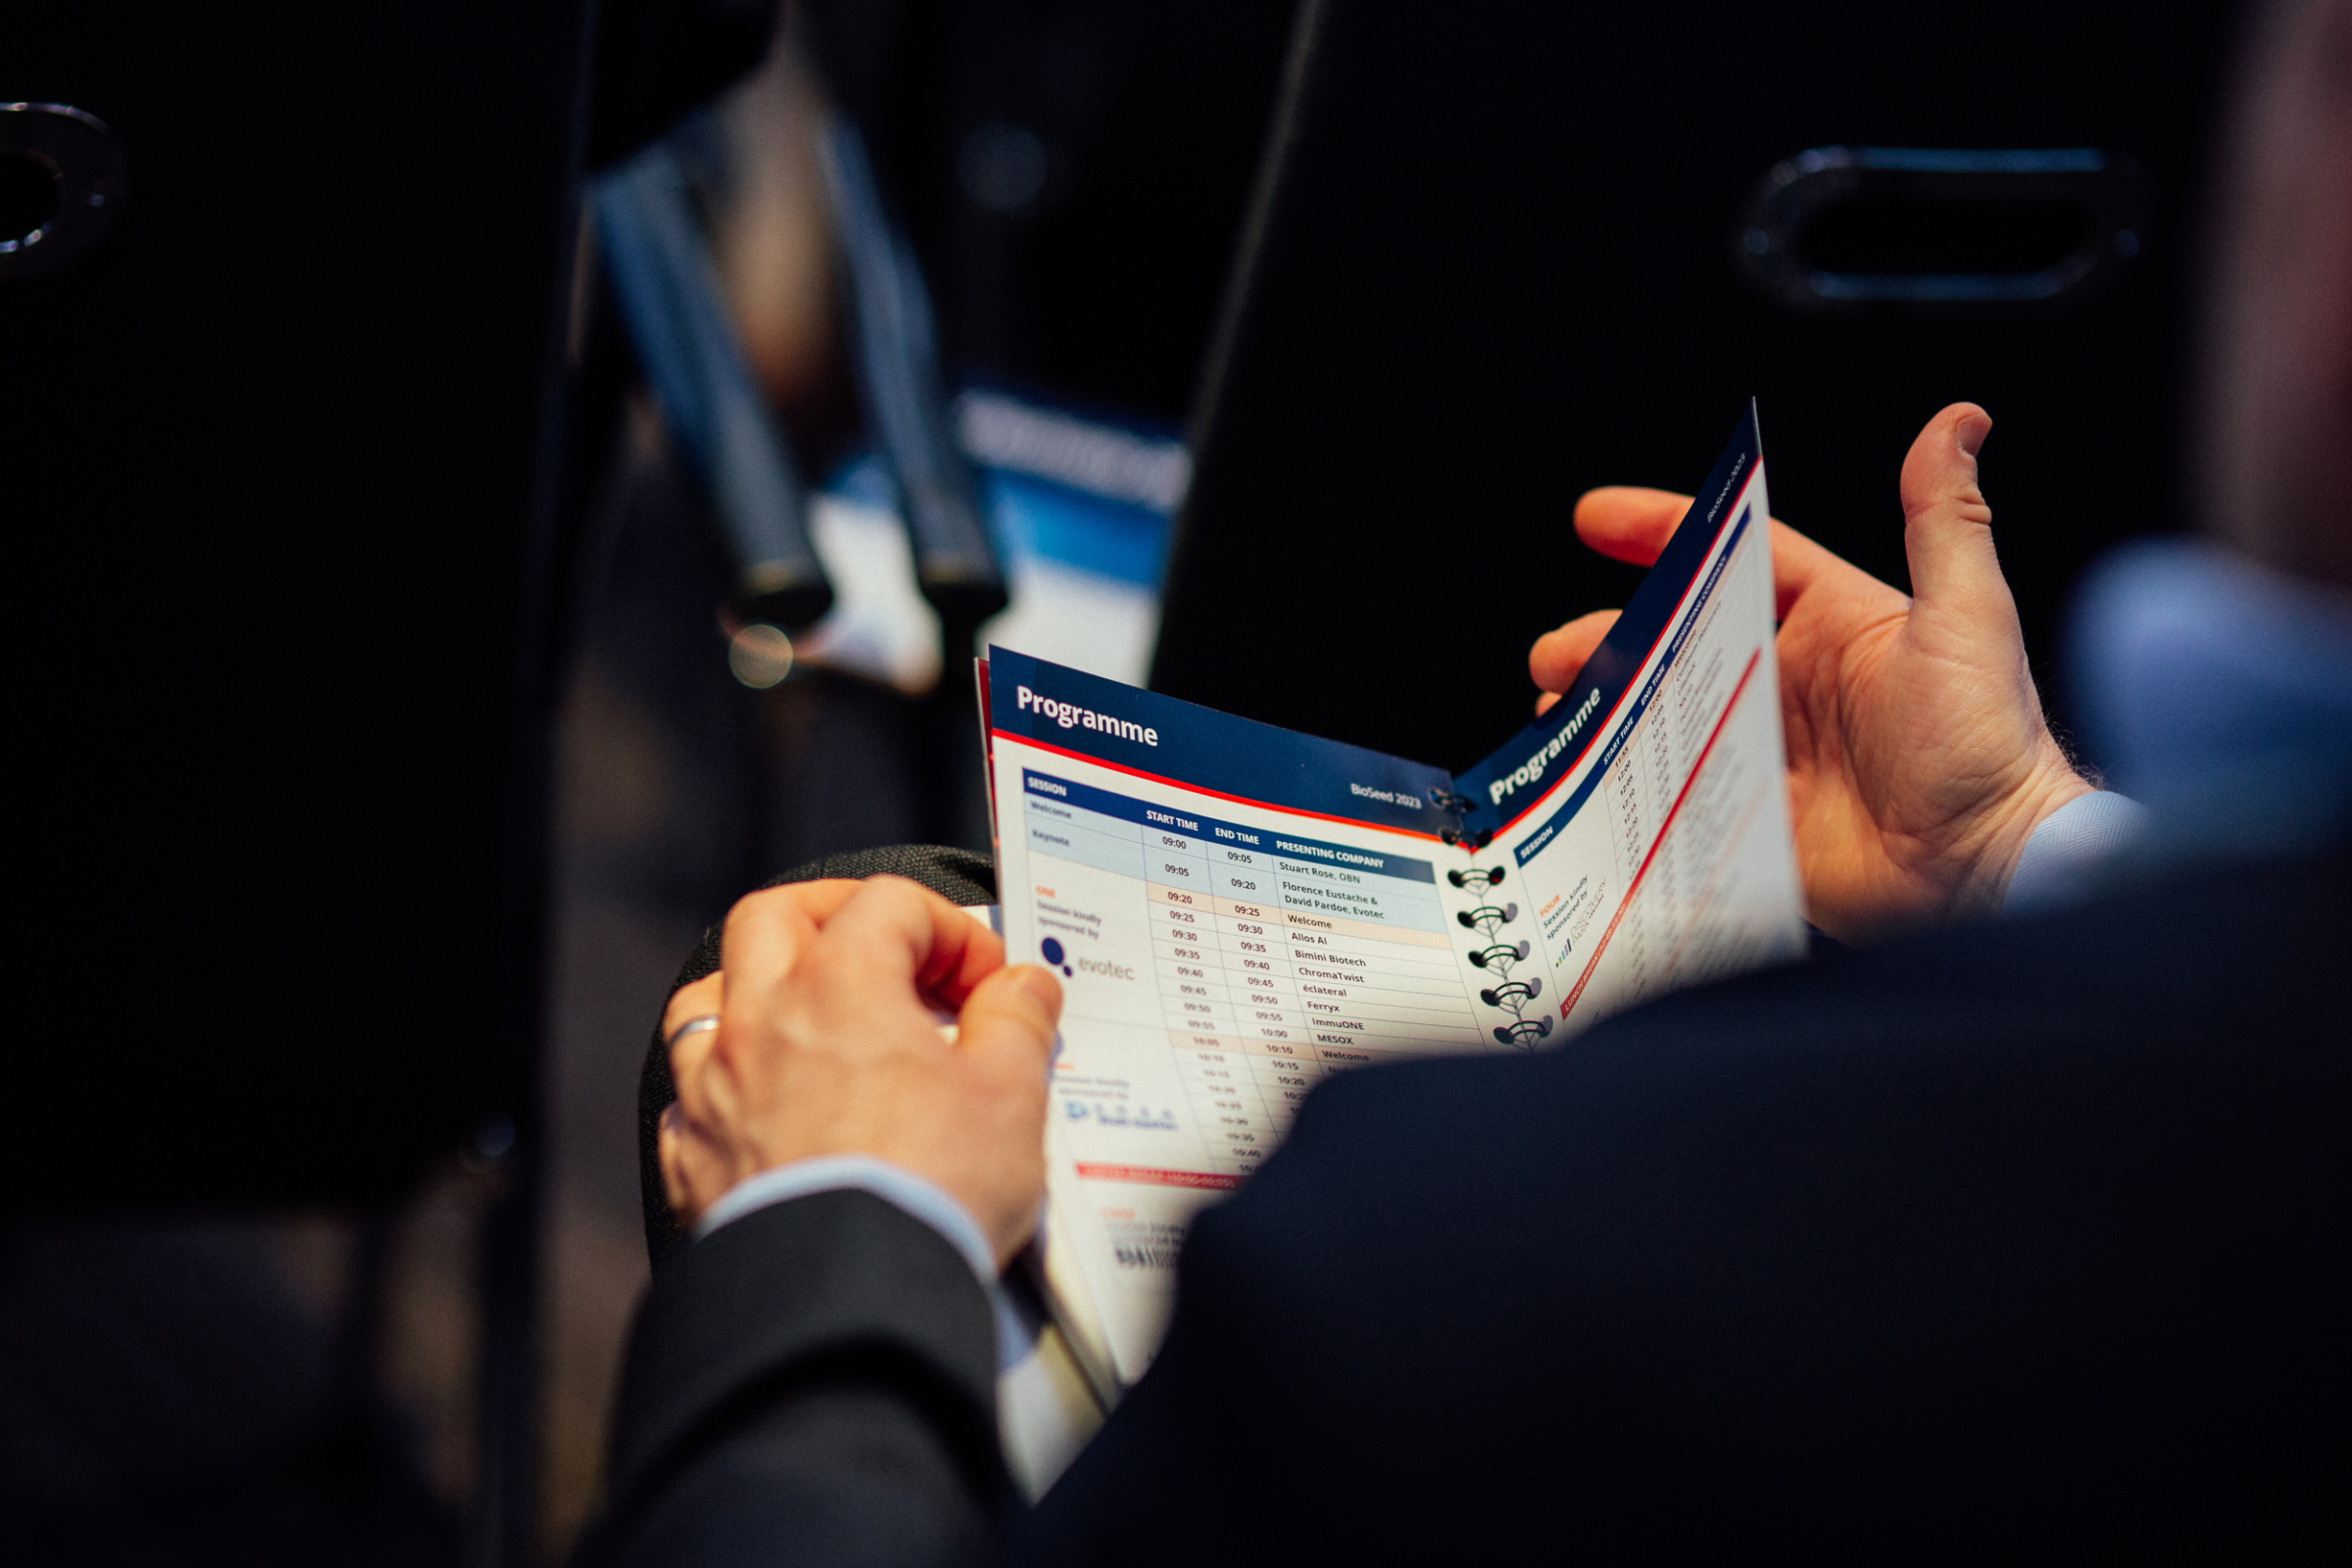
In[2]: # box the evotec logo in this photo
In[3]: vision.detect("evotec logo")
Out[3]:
[1038,937,1130,981]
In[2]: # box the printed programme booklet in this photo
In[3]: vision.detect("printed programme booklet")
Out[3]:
[982,407,1805,1396]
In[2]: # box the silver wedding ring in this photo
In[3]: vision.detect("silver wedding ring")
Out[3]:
[665,1012,721,1051]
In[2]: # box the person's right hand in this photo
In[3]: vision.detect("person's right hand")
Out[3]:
[1531,404,2092,938]
[658,876,1063,1268]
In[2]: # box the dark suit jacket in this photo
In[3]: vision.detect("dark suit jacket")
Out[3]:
[592,846,2348,1564]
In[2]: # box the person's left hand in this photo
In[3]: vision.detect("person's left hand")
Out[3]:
[658,876,1062,1268]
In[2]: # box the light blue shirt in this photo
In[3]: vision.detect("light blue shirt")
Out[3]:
[2007,539,2352,909]
[2069,539,2352,856]
[2003,790,2152,912]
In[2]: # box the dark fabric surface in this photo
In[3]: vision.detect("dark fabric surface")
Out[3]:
[639,846,997,1266]
[1017,846,2351,1561]
[606,846,2348,1564]
[583,1191,1006,1568]
[0,1222,457,1566]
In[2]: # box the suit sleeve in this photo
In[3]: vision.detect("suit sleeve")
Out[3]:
[582,1189,1013,1568]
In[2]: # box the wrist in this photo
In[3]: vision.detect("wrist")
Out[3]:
[1967,751,2096,913]
[696,1154,1003,1286]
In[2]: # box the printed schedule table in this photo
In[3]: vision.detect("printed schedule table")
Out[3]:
[988,410,1804,1394]
[1019,770,1483,1178]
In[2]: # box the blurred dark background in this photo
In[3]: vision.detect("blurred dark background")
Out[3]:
[816,0,1300,423]
[0,0,2254,1560]
[1154,0,2245,771]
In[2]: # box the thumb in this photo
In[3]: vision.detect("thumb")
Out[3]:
[955,963,1061,1077]
[1899,404,2019,642]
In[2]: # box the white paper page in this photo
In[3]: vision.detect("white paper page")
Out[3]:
[989,408,1804,1392]
[986,720,1485,1387]
[1450,412,1805,1040]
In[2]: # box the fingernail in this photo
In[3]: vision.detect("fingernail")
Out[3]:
[1956,411,1991,459]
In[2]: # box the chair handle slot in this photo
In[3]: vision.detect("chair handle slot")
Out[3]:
[1736,147,2147,308]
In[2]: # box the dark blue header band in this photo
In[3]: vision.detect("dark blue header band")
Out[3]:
[989,647,1454,837]
[989,406,1764,854]
[1511,503,1752,865]
[1023,769,1435,883]
[1451,404,1763,841]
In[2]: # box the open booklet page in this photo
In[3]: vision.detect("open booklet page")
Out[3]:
[985,408,1803,1396]
[1447,405,1806,1034]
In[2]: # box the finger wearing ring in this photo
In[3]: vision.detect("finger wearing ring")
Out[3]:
[665,1013,721,1051]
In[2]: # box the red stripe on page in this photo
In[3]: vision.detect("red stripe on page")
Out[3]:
[1074,1163,1243,1191]
[991,731,1448,843]
[1557,646,1764,1023]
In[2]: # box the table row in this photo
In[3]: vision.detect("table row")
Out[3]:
[1026,807,1450,934]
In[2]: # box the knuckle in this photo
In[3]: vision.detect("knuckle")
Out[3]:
[858,873,925,908]
[793,935,863,994]
[725,888,771,925]
[662,983,719,1036]
[718,895,764,949]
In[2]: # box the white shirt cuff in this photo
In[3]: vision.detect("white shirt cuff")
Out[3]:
[2005,790,2151,913]
[695,1154,998,1287]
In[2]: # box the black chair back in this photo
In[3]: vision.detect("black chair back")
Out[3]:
[2,1,598,1202]
[1154,0,2247,772]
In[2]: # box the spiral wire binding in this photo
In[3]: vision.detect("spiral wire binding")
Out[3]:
[1449,865,1551,1049]
[1429,787,1494,849]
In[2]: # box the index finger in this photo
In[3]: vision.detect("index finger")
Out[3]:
[796,876,1009,1020]
[1530,609,1620,704]
[718,879,866,1023]
[1576,484,1862,619]
[1573,486,1690,566]
[1765,516,1867,619]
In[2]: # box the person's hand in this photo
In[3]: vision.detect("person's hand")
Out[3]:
[1531,404,2092,938]
[657,876,1063,1268]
